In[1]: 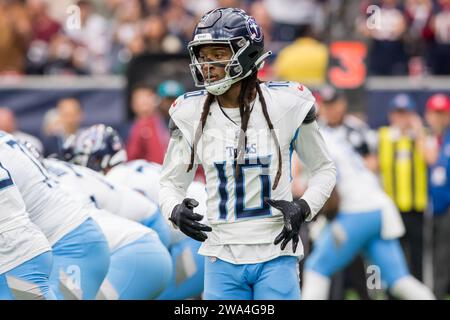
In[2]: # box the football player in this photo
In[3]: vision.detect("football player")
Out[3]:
[0,132,110,300]
[43,158,172,300]
[159,8,336,300]
[61,125,171,248]
[0,163,55,300]
[301,126,435,300]
[65,126,207,300]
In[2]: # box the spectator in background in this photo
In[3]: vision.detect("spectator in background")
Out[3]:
[64,0,112,74]
[58,97,84,137]
[424,94,450,299]
[41,108,62,137]
[274,25,328,86]
[143,0,165,16]
[0,0,32,74]
[377,93,428,281]
[358,0,408,75]
[263,0,326,42]
[157,80,185,127]
[0,107,44,153]
[183,0,218,17]
[44,33,87,75]
[164,0,197,49]
[42,98,84,156]
[109,0,144,73]
[249,1,273,44]
[27,0,61,43]
[129,83,159,120]
[142,14,182,54]
[111,0,143,49]
[103,0,123,19]
[217,0,244,9]
[40,107,62,156]
[404,0,433,59]
[26,0,62,74]
[126,84,169,164]
[427,0,450,75]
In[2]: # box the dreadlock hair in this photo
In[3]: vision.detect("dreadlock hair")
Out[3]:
[187,70,282,190]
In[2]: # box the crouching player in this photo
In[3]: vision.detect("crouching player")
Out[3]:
[43,156,173,299]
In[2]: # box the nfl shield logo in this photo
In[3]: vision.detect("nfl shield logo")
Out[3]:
[246,17,262,42]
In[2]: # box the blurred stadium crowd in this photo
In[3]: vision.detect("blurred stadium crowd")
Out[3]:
[0,0,450,76]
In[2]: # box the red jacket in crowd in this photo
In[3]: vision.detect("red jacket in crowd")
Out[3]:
[126,114,170,164]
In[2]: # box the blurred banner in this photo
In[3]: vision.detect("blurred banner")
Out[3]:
[0,76,125,138]
[365,77,450,128]
[1,75,449,138]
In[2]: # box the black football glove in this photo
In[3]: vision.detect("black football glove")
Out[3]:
[169,198,212,242]
[265,198,310,253]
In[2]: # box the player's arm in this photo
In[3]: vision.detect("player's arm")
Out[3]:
[159,122,212,241]
[294,113,337,222]
[265,103,336,253]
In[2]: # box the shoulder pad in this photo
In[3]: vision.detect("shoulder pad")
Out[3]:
[169,90,206,118]
[168,91,207,145]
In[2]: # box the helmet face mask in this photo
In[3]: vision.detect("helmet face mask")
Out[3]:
[187,8,271,95]
[188,36,251,95]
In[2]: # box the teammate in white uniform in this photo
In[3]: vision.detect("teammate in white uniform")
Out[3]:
[43,158,172,300]
[63,128,207,300]
[107,160,162,203]
[0,165,55,300]
[60,126,172,248]
[159,8,336,300]
[301,126,435,300]
[0,132,110,300]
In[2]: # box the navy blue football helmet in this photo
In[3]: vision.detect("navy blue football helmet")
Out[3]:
[67,124,127,172]
[188,7,271,95]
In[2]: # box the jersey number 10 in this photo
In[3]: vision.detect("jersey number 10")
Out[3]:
[214,155,272,220]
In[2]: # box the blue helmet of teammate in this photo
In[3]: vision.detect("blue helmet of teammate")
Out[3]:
[69,124,127,172]
[187,7,271,96]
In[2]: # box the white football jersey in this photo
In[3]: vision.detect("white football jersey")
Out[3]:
[321,127,405,239]
[43,158,158,251]
[0,132,89,245]
[43,158,159,223]
[159,82,336,263]
[0,168,51,274]
[106,160,162,203]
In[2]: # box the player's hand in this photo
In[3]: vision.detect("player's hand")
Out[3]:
[169,198,212,242]
[265,198,310,253]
